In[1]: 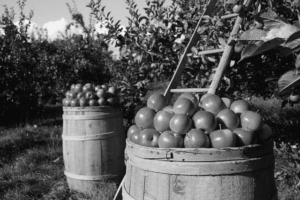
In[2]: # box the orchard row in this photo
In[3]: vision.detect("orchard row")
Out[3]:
[127,93,273,149]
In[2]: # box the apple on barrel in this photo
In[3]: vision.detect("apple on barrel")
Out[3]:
[129,92,273,149]
[62,83,120,107]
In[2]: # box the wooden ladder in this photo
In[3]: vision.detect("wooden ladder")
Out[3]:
[164,0,255,102]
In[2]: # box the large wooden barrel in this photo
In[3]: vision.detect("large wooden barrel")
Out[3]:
[62,106,125,193]
[123,139,278,200]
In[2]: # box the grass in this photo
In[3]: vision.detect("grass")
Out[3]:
[0,97,300,200]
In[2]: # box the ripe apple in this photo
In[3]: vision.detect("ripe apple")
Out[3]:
[70,98,80,107]
[210,129,236,148]
[62,98,71,107]
[108,86,118,96]
[94,85,102,92]
[216,109,240,130]
[256,124,273,142]
[76,92,85,99]
[240,111,263,132]
[135,107,156,129]
[169,114,192,135]
[221,97,233,108]
[89,99,99,106]
[147,93,168,112]
[107,96,120,105]
[173,98,196,117]
[84,83,94,92]
[178,93,199,110]
[79,97,89,107]
[101,84,108,91]
[127,125,141,138]
[138,129,160,147]
[70,84,76,91]
[74,83,83,93]
[130,131,140,144]
[230,99,250,116]
[96,88,106,98]
[184,129,210,148]
[163,105,174,113]
[192,110,217,134]
[69,91,78,99]
[158,130,184,148]
[85,91,97,100]
[153,110,174,132]
[199,93,213,104]
[200,94,226,115]
[232,4,242,13]
[289,94,300,103]
[65,90,72,99]
[233,128,256,147]
[98,97,108,106]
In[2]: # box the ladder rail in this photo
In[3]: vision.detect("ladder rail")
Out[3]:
[164,0,219,103]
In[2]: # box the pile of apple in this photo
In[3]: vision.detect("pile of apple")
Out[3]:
[62,83,120,107]
[127,93,273,149]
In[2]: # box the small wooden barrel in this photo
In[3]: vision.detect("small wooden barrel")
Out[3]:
[123,139,278,200]
[62,106,125,193]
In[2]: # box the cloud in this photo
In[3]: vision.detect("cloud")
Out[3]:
[42,18,69,40]
[13,19,42,40]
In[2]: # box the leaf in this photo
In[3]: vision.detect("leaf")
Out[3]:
[284,30,300,45]
[281,99,288,108]
[254,8,288,30]
[277,70,300,95]
[218,37,227,48]
[296,54,300,69]
[226,0,238,4]
[240,38,284,62]
[292,0,300,7]
[238,29,267,41]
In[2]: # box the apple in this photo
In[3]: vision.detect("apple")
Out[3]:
[69,91,78,99]
[101,84,108,91]
[74,83,83,93]
[85,91,97,100]
[153,110,174,132]
[232,4,242,13]
[135,107,156,129]
[96,88,106,98]
[178,93,199,110]
[89,99,99,106]
[200,94,226,115]
[84,83,94,92]
[184,129,210,148]
[221,97,233,108]
[62,98,71,107]
[210,129,236,148]
[65,90,72,99]
[138,129,160,147]
[240,111,263,132]
[158,130,184,148]
[108,86,118,96]
[107,96,120,105]
[70,84,76,91]
[70,98,80,107]
[199,93,213,104]
[147,93,168,112]
[94,85,102,92]
[173,98,195,117]
[163,105,174,113]
[256,124,273,142]
[79,97,89,107]
[230,99,250,116]
[233,128,256,147]
[98,97,108,106]
[216,109,240,130]
[192,110,217,134]
[130,131,140,144]
[127,125,141,138]
[169,114,192,135]
[76,92,85,99]
[289,94,300,103]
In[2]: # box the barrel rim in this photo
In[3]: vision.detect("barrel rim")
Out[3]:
[126,139,274,161]
[63,106,121,112]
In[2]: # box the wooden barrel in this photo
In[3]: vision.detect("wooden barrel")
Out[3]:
[123,139,278,200]
[62,106,125,193]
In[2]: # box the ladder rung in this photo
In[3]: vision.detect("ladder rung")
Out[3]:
[198,49,224,55]
[170,88,209,93]
[221,13,239,20]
